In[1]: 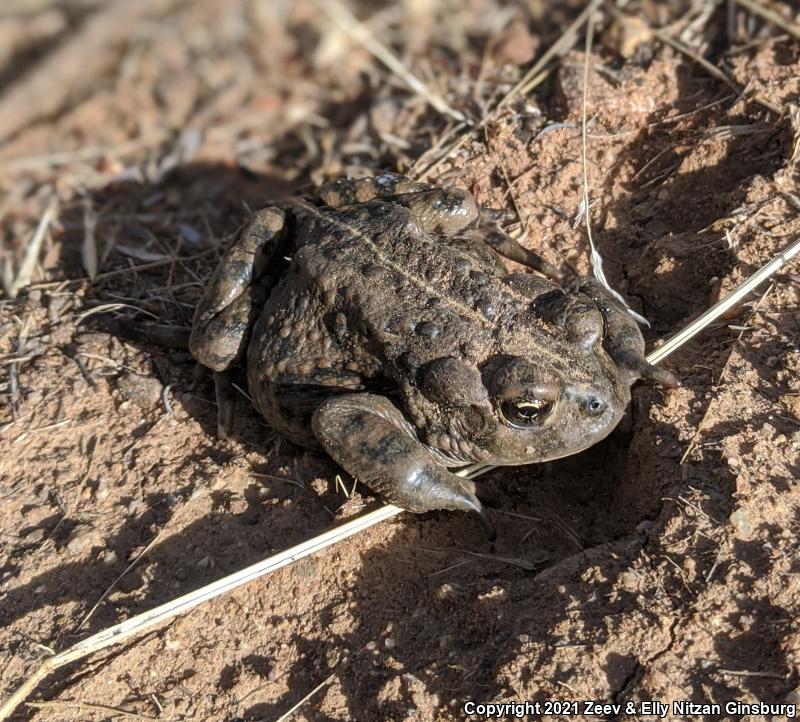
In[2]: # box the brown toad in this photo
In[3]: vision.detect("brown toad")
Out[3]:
[190,175,675,536]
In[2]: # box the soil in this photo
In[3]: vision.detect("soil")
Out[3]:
[1,1,799,721]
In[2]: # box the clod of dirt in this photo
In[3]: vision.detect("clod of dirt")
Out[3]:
[65,525,98,554]
[728,508,752,538]
[116,371,163,408]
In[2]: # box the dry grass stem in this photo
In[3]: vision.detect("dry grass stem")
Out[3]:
[647,235,800,366]
[497,0,603,112]
[74,525,173,633]
[273,673,336,722]
[312,0,466,123]
[6,198,56,299]
[578,9,647,325]
[0,504,403,720]
[0,131,170,174]
[27,699,167,720]
[650,24,783,115]
[734,0,800,40]
[416,0,599,178]
[82,199,98,281]
[421,545,544,571]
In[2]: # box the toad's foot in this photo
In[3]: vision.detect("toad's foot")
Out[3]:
[190,206,290,438]
[312,393,495,538]
[190,206,288,373]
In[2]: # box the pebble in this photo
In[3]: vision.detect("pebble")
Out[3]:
[325,649,341,668]
[780,394,800,421]
[100,549,118,565]
[729,508,752,537]
[95,479,110,500]
[117,372,164,408]
[127,499,147,515]
[384,637,396,650]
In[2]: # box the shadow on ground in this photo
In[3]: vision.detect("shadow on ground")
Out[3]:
[4,48,799,719]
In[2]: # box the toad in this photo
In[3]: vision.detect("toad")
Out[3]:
[189,175,675,535]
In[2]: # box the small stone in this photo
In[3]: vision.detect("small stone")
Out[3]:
[100,550,118,565]
[127,499,147,515]
[365,641,377,652]
[197,555,213,570]
[117,372,163,408]
[66,526,95,554]
[729,508,752,537]
[325,649,341,668]
[779,394,800,421]
[384,637,396,650]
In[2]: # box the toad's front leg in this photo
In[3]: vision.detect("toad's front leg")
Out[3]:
[312,393,495,538]
[571,277,679,388]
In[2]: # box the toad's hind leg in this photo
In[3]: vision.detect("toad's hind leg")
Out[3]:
[312,393,495,539]
[190,206,288,437]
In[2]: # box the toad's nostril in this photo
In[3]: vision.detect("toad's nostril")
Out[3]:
[584,396,606,416]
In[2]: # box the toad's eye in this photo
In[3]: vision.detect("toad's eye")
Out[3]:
[500,398,554,427]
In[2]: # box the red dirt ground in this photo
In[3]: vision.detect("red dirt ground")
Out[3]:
[1,2,799,720]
